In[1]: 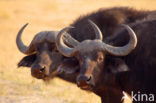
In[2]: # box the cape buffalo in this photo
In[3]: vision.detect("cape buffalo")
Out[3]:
[17,7,156,103]
[56,20,156,103]
[17,7,152,80]
[16,23,78,80]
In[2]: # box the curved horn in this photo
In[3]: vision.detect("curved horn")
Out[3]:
[102,24,137,56]
[56,27,78,57]
[88,20,103,40]
[16,23,34,55]
[63,33,79,47]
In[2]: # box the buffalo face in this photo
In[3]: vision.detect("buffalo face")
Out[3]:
[56,20,137,90]
[76,50,105,89]
[31,42,63,79]
[16,23,78,80]
[18,42,63,80]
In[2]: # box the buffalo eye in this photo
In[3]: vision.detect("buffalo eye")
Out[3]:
[49,46,59,53]
[97,56,104,63]
[54,47,59,53]
[96,52,104,63]
[34,46,39,54]
[49,45,56,51]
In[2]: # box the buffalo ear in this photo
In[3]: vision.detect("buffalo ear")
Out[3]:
[18,54,36,68]
[107,58,129,74]
[57,58,79,74]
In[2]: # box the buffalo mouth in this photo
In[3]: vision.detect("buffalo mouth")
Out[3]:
[31,73,48,79]
[78,83,94,91]
[31,68,49,80]
[79,85,93,90]
[77,76,95,90]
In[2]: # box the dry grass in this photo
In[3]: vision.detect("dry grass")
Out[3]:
[0,0,156,103]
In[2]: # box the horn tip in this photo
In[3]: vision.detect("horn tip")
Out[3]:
[88,19,93,23]
[121,24,129,28]
[69,26,75,28]
[24,23,29,27]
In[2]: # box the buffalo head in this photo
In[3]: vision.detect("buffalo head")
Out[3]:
[16,23,79,80]
[56,20,137,89]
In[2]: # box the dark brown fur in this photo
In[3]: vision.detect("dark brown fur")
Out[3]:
[18,7,156,103]
[74,20,156,103]
[18,7,150,79]
[68,7,149,41]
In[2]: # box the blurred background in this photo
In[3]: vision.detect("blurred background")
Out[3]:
[0,0,156,103]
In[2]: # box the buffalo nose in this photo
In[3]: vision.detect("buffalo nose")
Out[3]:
[31,65,46,79]
[76,75,92,87]
[31,65,45,73]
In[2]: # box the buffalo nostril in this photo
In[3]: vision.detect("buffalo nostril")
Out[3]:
[86,76,92,82]
[39,66,45,73]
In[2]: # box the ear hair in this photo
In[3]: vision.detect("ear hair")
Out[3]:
[107,58,129,74]
[57,57,79,74]
[18,54,36,68]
